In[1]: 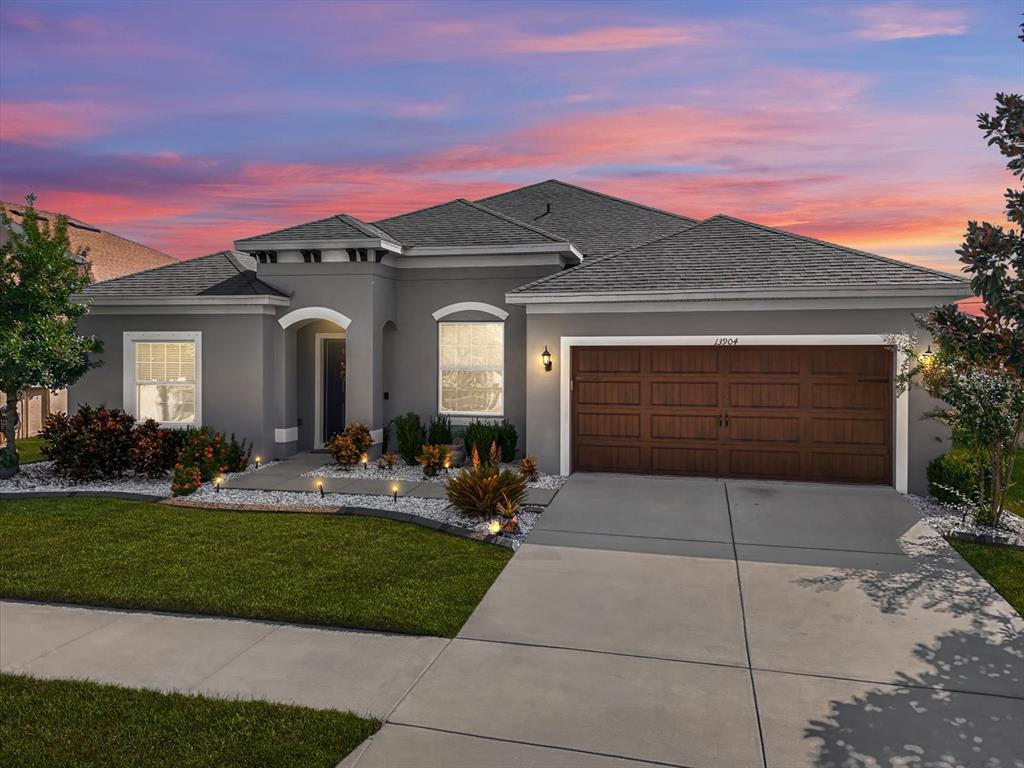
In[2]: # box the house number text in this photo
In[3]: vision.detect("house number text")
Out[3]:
[714,337,739,346]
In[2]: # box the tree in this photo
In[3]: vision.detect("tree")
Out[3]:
[0,195,102,474]
[914,30,1024,526]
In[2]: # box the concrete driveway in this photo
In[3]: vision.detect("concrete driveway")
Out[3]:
[352,474,1024,768]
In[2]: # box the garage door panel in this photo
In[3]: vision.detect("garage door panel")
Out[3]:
[650,414,719,440]
[651,446,718,475]
[651,381,719,407]
[577,413,641,438]
[572,346,892,485]
[728,382,800,409]
[577,381,641,405]
[728,416,800,443]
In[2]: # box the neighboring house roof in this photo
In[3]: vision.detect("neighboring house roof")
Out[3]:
[508,214,969,300]
[478,179,698,257]
[79,251,287,298]
[1,201,174,283]
[374,198,568,248]
[237,213,399,246]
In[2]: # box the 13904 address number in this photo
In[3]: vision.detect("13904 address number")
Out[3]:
[714,337,739,346]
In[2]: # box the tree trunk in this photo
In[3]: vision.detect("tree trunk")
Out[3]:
[989,441,1003,528]
[2,388,21,474]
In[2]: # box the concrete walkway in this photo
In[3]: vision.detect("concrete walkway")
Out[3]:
[352,474,1024,768]
[225,451,559,506]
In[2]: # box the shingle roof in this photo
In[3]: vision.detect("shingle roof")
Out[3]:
[374,198,567,248]
[510,214,969,297]
[1,201,174,282]
[478,179,698,257]
[238,213,399,245]
[80,251,287,297]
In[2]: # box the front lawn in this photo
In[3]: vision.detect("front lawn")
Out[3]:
[948,538,1024,615]
[0,498,511,637]
[3,436,46,463]
[0,674,379,768]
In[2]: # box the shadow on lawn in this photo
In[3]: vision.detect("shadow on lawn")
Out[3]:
[805,628,1024,768]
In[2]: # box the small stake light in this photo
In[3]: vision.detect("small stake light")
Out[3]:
[541,345,552,372]
[215,476,223,493]
[443,456,451,474]
[360,453,369,470]
[254,456,261,469]
[391,483,399,503]
[488,519,502,536]
[316,478,325,497]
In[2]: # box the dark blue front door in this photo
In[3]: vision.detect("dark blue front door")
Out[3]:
[323,339,346,443]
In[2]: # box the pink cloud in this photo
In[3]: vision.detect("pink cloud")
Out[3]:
[0,101,117,144]
[852,3,968,41]
[500,25,706,54]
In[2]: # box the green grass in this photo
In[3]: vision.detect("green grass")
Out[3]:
[0,498,511,637]
[0,674,379,768]
[2,436,46,463]
[948,539,1024,615]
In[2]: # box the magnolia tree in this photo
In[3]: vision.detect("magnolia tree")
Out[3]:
[898,50,1024,527]
[0,196,101,475]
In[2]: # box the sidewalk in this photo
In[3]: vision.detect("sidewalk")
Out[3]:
[0,601,447,717]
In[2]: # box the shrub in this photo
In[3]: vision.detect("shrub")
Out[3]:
[394,412,425,465]
[519,455,540,483]
[444,462,527,518]
[377,452,399,471]
[928,451,988,505]
[176,428,248,481]
[326,433,361,468]
[343,423,373,454]
[170,463,202,496]
[418,444,450,477]
[464,419,517,463]
[41,405,136,481]
[130,420,178,478]
[427,414,453,445]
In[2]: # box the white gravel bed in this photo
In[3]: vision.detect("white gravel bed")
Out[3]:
[188,484,539,542]
[907,493,1024,543]
[0,460,171,496]
[302,461,567,489]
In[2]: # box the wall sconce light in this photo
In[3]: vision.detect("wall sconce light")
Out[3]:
[316,478,325,497]
[215,476,224,493]
[254,456,261,469]
[921,344,936,368]
[542,345,552,372]
[391,483,399,503]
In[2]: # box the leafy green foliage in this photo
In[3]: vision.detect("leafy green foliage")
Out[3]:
[927,451,986,505]
[0,497,511,636]
[170,463,201,497]
[444,462,528,518]
[463,419,517,463]
[417,443,449,477]
[393,412,425,465]
[41,406,136,481]
[0,674,379,768]
[1,196,102,472]
[176,427,249,481]
[427,414,453,445]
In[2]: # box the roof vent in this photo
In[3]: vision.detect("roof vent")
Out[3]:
[535,202,551,220]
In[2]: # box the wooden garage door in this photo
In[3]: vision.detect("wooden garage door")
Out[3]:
[571,346,893,484]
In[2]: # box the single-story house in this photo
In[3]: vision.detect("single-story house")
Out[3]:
[71,180,970,494]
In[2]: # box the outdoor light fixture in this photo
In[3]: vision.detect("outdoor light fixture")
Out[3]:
[541,345,552,372]
[316,478,325,497]
[254,456,261,469]
[921,344,936,368]
[215,476,223,493]
[360,453,369,470]
[443,457,451,473]
[391,483,399,503]
[488,519,501,535]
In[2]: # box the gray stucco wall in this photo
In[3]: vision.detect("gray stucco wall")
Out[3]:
[522,307,947,494]
[70,311,278,460]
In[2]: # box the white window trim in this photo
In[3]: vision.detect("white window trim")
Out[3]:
[437,320,506,419]
[558,334,908,493]
[313,332,346,449]
[432,302,509,321]
[122,331,202,428]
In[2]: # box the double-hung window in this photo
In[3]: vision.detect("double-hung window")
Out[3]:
[438,322,503,416]
[124,332,201,426]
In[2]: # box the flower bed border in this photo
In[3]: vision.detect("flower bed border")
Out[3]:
[0,490,517,549]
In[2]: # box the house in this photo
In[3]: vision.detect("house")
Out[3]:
[70,180,970,493]
[2,201,174,438]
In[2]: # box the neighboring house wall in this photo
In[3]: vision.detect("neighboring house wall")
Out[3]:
[523,307,948,494]
[70,312,278,460]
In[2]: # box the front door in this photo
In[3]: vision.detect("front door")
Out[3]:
[323,339,346,444]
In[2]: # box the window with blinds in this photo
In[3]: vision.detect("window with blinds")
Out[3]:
[134,341,196,424]
[438,322,503,416]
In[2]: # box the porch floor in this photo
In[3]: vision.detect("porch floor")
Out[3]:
[224,453,560,506]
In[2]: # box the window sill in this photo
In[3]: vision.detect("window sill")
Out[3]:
[443,414,505,426]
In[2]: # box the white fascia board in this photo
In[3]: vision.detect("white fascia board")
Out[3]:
[395,253,567,269]
[402,242,580,258]
[75,294,290,307]
[234,237,402,253]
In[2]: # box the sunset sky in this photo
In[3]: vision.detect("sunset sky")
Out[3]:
[1,0,1019,273]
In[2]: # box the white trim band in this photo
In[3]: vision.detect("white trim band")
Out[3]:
[278,306,352,330]
[432,302,509,321]
[275,427,298,443]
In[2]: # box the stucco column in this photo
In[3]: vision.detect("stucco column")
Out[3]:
[343,317,378,430]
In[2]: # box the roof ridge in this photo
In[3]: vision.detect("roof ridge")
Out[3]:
[479,179,698,225]
[223,250,285,296]
[458,198,566,243]
[334,212,392,241]
[85,250,212,288]
[374,196,463,224]
[707,214,968,283]
[243,213,344,240]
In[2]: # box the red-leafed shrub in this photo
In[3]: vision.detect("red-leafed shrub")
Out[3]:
[171,463,202,496]
[130,419,180,478]
[41,405,136,481]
